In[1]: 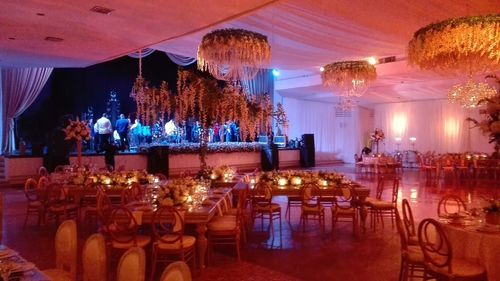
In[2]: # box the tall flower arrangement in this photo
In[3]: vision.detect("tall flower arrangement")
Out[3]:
[371,128,385,154]
[63,118,90,166]
[130,76,172,126]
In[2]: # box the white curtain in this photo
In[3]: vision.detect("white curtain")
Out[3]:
[374,100,491,154]
[1,67,53,153]
[165,52,196,66]
[283,97,368,163]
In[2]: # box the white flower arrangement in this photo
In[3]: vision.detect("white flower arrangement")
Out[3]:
[63,118,91,142]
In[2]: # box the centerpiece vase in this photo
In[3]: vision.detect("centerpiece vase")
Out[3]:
[76,139,82,167]
[486,212,500,225]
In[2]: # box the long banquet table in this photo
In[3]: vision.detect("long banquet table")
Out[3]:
[232,181,371,230]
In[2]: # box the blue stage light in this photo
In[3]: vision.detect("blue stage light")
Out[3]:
[272,69,280,77]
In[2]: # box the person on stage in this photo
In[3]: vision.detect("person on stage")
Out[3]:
[192,121,201,143]
[224,121,231,142]
[94,113,112,153]
[130,118,142,147]
[164,119,177,142]
[115,113,130,151]
[213,122,221,142]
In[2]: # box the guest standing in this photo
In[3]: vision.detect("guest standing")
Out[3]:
[130,118,142,147]
[213,122,220,142]
[115,114,130,151]
[94,113,112,152]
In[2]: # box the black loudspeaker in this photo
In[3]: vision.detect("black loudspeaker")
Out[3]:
[300,134,315,167]
[261,144,279,171]
[147,146,169,177]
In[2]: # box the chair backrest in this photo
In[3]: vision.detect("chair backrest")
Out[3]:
[375,177,385,200]
[108,206,139,245]
[395,209,409,252]
[334,187,355,210]
[54,165,66,172]
[97,190,113,226]
[152,206,185,246]
[301,183,322,207]
[82,233,107,281]
[390,178,400,204]
[252,182,273,206]
[24,178,39,202]
[418,218,452,273]
[401,199,416,239]
[116,247,145,281]
[160,261,192,281]
[54,220,77,281]
[121,183,144,205]
[437,195,467,217]
[38,166,48,177]
[37,176,49,191]
[45,182,68,205]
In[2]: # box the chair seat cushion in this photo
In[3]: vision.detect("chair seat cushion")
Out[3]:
[407,235,419,246]
[208,216,238,231]
[333,207,356,215]
[302,204,324,212]
[42,269,72,281]
[225,208,238,216]
[369,201,394,209]
[406,246,424,264]
[111,235,151,249]
[255,203,281,212]
[157,234,196,250]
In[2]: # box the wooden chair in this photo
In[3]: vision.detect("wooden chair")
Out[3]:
[44,183,79,225]
[224,187,249,242]
[299,183,325,233]
[366,177,399,230]
[43,220,77,281]
[395,210,424,281]
[116,247,146,281]
[107,206,151,251]
[121,182,144,205]
[437,195,467,218]
[160,261,192,281]
[81,184,99,228]
[23,178,44,227]
[331,186,358,235]
[82,233,107,281]
[150,206,196,281]
[208,189,246,263]
[401,199,418,246]
[418,219,487,281]
[251,182,282,248]
[97,189,114,234]
[38,176,50,190]
[38,166,49,178]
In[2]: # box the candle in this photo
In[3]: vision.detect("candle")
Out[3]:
[278,178,288,186]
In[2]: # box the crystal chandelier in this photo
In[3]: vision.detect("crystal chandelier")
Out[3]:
[336,97,356,112]
[408,15,500,106]
[197,28,271,83]
[447,78,498,108]
[321,60,376,98]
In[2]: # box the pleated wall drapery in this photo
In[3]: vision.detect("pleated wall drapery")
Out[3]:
[242,69,274,97]
[1,67,53,154]
[374,100,490,154]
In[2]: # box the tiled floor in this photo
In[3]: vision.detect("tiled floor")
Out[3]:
[2,164,499,281]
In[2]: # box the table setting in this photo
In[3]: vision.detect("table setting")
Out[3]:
[0,245,50,281]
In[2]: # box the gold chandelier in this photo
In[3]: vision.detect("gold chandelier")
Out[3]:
[197,28,271,82]
[408,15,500,75]
[321,60,377,97]
[447,78,498,108]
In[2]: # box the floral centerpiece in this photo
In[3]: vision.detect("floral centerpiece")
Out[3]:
[63,118,90,166]
[157,177,198,206]
[255,170,346,188]
[370,128,385,154]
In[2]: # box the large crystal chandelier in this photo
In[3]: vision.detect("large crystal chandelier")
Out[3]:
[321,60,377,98]
[197,28,271,83]
[408,14,500,107]
[447,78,498,108]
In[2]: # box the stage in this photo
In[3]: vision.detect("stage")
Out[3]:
[3,145,304,184]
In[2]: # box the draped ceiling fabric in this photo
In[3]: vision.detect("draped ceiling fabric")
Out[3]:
[1,67,53,153]
[165,53,196,66]
[242,69,274,97]
[374,100,491,154]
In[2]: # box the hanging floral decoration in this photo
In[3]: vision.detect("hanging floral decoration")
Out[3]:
[273,102,289,135]
[175,69,274,168]
[130,76,171,126]
[63,118,90,142]
[408,15,500,74]
[197,28,271,82]
[321,60,377,97]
